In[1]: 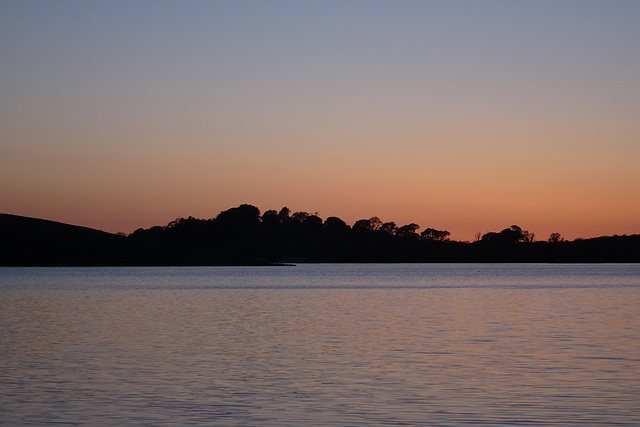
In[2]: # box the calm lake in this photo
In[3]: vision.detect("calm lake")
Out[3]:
[1,264,639,426]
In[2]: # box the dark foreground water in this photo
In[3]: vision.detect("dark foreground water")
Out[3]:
[1,264,639,426]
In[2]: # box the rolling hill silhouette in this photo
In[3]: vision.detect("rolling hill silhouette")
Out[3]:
[0,214,133,266]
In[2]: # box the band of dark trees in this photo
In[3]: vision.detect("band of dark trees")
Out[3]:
[2,204,639,265]
[126,204,639,264]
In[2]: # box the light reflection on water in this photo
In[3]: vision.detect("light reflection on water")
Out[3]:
[1,264,639,426]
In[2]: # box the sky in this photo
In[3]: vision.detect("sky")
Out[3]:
[2,0,639,241]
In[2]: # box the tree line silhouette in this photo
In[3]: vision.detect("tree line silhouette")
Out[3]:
[126,204,640,265]
[2,205,639,265]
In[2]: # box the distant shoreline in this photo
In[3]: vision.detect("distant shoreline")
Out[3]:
[2,207,639,266]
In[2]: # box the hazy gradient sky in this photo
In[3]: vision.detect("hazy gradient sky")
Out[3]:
[2,0,639,240]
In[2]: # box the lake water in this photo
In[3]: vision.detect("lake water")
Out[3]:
[1,264,639,426]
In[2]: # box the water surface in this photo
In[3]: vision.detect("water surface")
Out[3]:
[1,264,639,425]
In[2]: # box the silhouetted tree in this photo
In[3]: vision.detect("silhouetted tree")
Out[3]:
[420,228,451,241]
[304,214,323,227]
[292,211,310,223]
[380,221,397,235]
[397,223,420,239]
[483,225,528,245]
[214,205,263,263]
[216,204,261,232]
[548,232,564,243]
[353,219,373,231]
[324,216,349,232]
[369,216,383,231]
[480,232,499,244]
[262,209,279,225]
[277,207,291,223]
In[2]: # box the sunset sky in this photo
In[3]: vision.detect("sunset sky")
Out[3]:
[2,1,639,241]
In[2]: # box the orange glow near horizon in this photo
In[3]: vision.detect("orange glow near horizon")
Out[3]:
[2,2,639,242]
